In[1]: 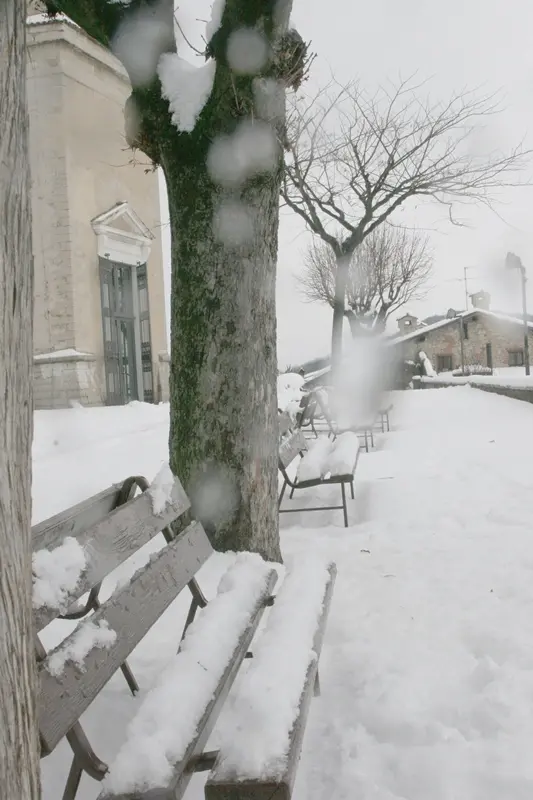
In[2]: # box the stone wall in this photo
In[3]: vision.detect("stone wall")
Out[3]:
[398,313,533,372]
[33,353,103,409]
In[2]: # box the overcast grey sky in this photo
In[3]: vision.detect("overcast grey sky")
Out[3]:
[162,0,533,366]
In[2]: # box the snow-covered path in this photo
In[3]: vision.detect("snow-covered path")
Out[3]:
[36,387,533,800]
[287,386,533,800]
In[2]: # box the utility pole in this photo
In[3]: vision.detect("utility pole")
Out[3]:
[458,316,465,374]
[505,252,530,377]
[520,268,530,376]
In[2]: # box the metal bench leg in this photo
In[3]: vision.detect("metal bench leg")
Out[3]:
[386,412,390,432]
[63,758,83,800]
[278,479,288,508]
[341,483,348,527]
[381,414,385,433]
[289,483,297,499]
[350,480,355,500]
[370,429,375,448]
[364,430,369,452]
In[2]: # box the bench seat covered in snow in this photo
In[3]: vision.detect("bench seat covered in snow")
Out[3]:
[33,472,335,800]
[278,416,360,527]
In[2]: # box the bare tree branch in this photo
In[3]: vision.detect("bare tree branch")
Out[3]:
[282,77,531,361]
[300,225,432,334]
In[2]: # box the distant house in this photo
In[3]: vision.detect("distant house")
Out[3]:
[391,291,533,373]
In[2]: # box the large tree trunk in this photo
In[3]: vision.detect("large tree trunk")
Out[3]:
[0,2,40,798]
[164,148,281,560]
[49,0,295,563]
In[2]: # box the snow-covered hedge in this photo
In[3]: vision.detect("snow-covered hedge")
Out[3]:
[452,364,492,377]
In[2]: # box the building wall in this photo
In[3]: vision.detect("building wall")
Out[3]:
[27,19,168,407]
[27,29,74,355]
[398,314,533,372]
[33,355,101,410]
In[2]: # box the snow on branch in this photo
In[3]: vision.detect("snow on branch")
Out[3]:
[300,224,433,332]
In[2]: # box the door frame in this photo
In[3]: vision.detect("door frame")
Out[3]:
[99,258,153,405]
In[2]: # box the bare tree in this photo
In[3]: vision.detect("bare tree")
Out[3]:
[46,0,309,560]
[0,1,41,797]
[282,78,530,363]
[301,225,432,336]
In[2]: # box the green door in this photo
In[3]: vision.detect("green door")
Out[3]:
[100,260,139,405]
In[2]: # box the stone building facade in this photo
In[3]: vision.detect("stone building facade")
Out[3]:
[27,8,169,408]
[393,293,533,373]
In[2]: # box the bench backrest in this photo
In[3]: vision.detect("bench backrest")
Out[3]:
[33,475,214,755]
[278,413,308,471]
[296,392,318,428]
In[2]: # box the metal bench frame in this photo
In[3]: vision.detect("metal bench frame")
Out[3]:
[278,419,359,528]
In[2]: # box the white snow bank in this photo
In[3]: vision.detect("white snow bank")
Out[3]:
[215,555,332,780]
[326,432,360,477]
[33,537,87,610]
[149,462,175,515]
[158,53,216,133]
[103,553,274,794]
[47,620,117,677]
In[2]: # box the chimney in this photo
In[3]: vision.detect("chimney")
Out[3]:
[397,313,419,335]
[470,290,491,311]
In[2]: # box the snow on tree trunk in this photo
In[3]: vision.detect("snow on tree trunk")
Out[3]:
[164,152,281,560]
[0,2,41,798]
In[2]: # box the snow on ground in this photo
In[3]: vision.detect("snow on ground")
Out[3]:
[36,387,533,800]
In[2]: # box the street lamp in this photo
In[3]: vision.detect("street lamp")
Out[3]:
[505,252,530,376]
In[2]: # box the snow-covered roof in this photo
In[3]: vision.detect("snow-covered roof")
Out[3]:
[390,308,533,346]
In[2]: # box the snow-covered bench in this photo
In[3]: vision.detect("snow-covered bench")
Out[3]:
[278,423,360,527]
[314,391,377,451]
[33,472,336,800]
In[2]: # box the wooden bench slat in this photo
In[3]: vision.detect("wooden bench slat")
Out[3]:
[279,430,307,469]
[34,478,191,632]
[205,564,337,800]
[278,412,292,438]
[38,520,212,754]
[100,565,279,800]
[32,484,122,551]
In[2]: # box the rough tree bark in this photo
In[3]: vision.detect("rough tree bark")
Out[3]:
[162,101,282,558]
[49,0,302,561]
[0,1,41,798]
